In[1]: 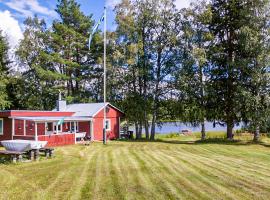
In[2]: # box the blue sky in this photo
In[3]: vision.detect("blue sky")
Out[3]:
[0,0,191,49]
[0,0,117,29]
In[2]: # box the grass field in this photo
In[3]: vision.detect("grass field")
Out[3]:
[0,133,270,200]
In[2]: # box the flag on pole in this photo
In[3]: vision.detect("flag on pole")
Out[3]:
[57,117,65,126]
[88,13,105,50]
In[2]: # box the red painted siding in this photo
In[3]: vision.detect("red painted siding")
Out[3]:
[10,111,74,117]
[93,105,122,141]
[0,118,12,141]
[62,122,70,132]
[0,104,124,144]
[0,111,74,118]
[15,119,24,135]
[26,121,35,135]
[38,134,75,147]
[78,121,90,137]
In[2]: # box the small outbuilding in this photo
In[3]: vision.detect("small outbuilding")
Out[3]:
[0,98,124,147]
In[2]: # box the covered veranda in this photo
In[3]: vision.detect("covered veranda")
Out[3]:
[9,116,93,146]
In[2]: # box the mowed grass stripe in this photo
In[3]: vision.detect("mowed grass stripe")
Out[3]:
[178,146,270,191]
[125,146,157,200]
[143,146,220,200]
[38,146,96,199]
[180,144,270,181]
[130,146,184,200]
[107,147,126,199]
[197,144,270,166]
[89,148,108,199]
[118,145,151,200]
[156,148,240,200]
[95,146,123,199]
[69,145,99,200]
[79,148,101,199]
[169,147,270,199]
[1,138,270,200]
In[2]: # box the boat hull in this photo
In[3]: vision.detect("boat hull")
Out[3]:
[1,140,47,152]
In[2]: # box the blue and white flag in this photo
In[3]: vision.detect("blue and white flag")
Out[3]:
[88,13,105,50]
[57,117,65,126]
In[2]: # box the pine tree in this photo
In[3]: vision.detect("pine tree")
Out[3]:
[15,16,62,110]
[0,30,11,109]
[52,0,102,102]
[208,0,270,139]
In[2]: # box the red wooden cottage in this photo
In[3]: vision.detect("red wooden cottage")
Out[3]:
[0,99,124,147]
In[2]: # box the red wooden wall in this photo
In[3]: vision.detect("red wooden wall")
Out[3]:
[78,121,90,137]
[0,118,12,141]
[0,105,123,144]
[93,105,123,140]
[13,120,46,136]
[38,134,75,147]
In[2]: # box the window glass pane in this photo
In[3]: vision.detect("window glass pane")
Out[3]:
[0,120,2,133]
[47,122,53,131]
[105,120,110,130]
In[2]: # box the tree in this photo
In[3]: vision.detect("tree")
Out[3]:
[207,0,270,139]
[114,0,150,139]
[114,0,181,140]
[16,0,104,109]
[0,30,11,109]
[176,1,212,140]
[15,16,62,110]
[52,0,103,102]
[238,0,270,141]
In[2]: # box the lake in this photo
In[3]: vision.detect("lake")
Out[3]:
[130,121,243,134]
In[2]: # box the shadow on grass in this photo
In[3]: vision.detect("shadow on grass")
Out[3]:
[118,137,270,147]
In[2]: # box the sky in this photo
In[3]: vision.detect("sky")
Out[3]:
[0,0,192,50]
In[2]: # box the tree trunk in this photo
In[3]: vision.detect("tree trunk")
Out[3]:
[201,122,206,140]
[150,48,162,141]
[137,121,142,139]
[142,25,149,140]
[226,121,234,139]
[150,114,156,140]
[145,119,149,139]
[135,123,139,139]
[253,126,260,142]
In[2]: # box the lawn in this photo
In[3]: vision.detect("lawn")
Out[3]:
[0,133,270,200]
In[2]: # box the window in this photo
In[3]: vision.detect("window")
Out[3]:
[104,119,111,131]
[53,122,62,132]
[0,118,3,135]
[70,122,79,133]
[46,122,53,132]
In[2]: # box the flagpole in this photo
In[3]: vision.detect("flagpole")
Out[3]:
[103,6,107,145]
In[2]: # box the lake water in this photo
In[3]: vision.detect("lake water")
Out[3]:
[130,121,243,134]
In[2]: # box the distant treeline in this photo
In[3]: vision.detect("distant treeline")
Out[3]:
[0,0,270,141]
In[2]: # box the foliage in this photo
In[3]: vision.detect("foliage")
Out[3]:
[5,0,270,142]
[0,30,11,109]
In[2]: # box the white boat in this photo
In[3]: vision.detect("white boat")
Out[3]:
[1,140,47,152]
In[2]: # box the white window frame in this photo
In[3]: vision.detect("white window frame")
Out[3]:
[0,118,3,135]
[104,119,111,131]
[53,122,62,132]
[70,121,79,133]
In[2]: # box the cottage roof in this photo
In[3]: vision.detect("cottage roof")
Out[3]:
[54,102,124,117]
[10,116,92,122]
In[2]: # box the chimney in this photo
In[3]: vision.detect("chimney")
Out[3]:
[57,91,66,111]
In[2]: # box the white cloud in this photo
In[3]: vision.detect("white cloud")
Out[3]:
[106,0,121,9]
[0,10,23,49]
[174,0,191,10]
[3,0,57,18]
[105,0,192,10]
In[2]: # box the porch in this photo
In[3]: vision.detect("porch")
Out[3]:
[9,116,93,147]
